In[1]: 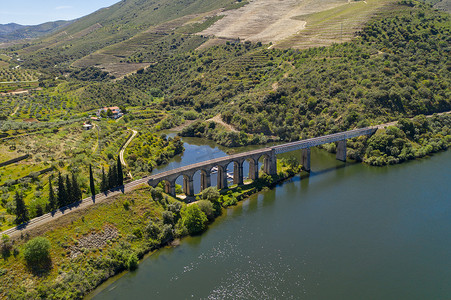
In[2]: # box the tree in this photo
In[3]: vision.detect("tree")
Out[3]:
[201,187,220,202]
[66,174,73,204]
[14,191,28,224]
[181,204,208,235]
[117,156,124,186]
[107,166,114,189]
[201,187,221,216]
[57,172,67,207]
[23,237,51,269]
[47,176,56,211]
[89,164,96,197]
[112,165,118,188]
[197,200,214,221]
[71,172,82,203]
[100,167,107,193]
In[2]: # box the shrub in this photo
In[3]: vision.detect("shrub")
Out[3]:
[127,253,138,270]
[196,200,214,221]
[162,211,174,224]
[181,204,208,235]
[23,237,51,269]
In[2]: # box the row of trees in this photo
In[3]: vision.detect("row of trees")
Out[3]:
[47,172,82,211]
[99,156,124,194]
[12,156,124,225]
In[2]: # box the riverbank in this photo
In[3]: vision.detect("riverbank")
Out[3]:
[0,156,300,299]
[0,126,449,298]
[92,149,451,300]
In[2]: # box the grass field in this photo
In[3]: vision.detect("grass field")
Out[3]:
[0,185,178,299]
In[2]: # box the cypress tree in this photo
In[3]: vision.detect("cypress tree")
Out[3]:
[66,174,73,204]
[57,172,67,208]
[89,164,95,197]
[112,164,118,188]
[71,172,82,202]
[117,156,123,186]
[107,166,114,189]
[47,176,56,211]
[101,167,107,193]
[14,191,28,224]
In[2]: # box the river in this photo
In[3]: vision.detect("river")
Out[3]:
[91,137,451,300]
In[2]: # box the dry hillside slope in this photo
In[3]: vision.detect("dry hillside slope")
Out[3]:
[199,0,348,43]
[200,0,395,48]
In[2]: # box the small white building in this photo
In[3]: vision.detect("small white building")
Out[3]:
[83,123,93,130]
[96,106,123,119]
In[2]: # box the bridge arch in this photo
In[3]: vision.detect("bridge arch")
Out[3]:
[156,179,175,196]
[174,174,194,196]
[257,153,272,175]
[223,160,243,187]
[244,157,258,181]
[216,164,228,190]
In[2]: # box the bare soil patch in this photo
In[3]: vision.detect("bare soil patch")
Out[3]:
[70,225,119,259]
[207,114,238,132]
[199,0,347,44]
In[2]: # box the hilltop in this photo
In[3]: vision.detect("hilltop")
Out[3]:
[0,21,72,43]
[3,0,397,77]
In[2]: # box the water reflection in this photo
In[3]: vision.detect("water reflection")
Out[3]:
[92,138,451,300]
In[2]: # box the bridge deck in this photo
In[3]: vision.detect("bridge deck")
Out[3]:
[147,147,271,181]
[146,127,377,182]
[272,127,377,154]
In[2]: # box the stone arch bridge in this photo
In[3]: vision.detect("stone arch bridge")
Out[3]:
[146,127,377,196]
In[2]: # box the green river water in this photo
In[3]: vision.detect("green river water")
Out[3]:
[91,138,451,300]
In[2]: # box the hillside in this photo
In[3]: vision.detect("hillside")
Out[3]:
[0,21,71,42]
[3,0,398,77]
[7,0,244,73]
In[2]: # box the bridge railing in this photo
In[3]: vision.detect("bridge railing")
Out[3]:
[272,127,377,154]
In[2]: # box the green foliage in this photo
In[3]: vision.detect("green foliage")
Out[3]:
[23,237,51,268]
[14,191,28,224]
[181,204,208,235]
[126,253,139,271]
[123,200,130,210]
[159,224,174,243]
[89,164,95,197]
[126,132,184,178]
[145,220,161,240]
[197,200,214,221]
[117,156,124,186]
[221,194,237,207]
[347,114,450,165]
[1,234,12,259]
[201,187,220,202]
[57,172,67,207]
[47,176,56,211]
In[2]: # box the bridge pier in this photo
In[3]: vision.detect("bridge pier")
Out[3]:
[200,171,211,192]
[217,166,228,190]
[301,148,311,172]
[263,150,277,175]
[249,159,258,180]
[336,140,346,162]
[164,181,176,196]
[183,176,194,196]
[233,162,243,185]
